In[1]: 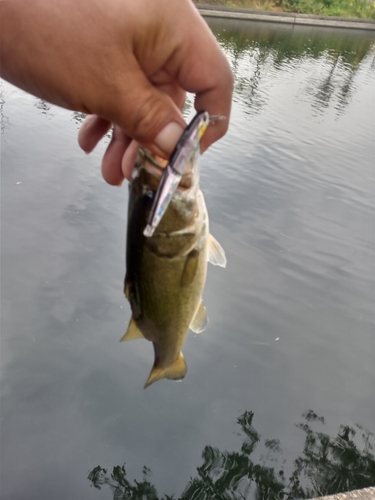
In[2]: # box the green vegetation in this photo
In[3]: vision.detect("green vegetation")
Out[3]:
[276,0,375,18]
[194,0,375,19]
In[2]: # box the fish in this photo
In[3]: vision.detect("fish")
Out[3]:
[121,113,226,388]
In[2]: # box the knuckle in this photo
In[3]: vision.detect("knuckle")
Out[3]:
[131,92,166,142]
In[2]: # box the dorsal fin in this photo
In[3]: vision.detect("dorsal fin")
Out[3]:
[124,277,142,318]
[120,317,144,342]
[144,352,187,388]
[190,300,208,334]
[207,234,227,268]
[124,279,131,300]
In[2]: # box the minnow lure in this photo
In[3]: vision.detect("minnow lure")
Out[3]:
[143,111,210,237]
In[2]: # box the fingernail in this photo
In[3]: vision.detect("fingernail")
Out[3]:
[154,122,184,156]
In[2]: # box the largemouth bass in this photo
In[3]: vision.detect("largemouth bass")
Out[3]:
[122,113,226,388]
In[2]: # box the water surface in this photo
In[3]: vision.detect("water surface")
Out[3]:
[1,19,374,499]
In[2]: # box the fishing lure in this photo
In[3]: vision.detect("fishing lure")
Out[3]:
[144,111,210,237]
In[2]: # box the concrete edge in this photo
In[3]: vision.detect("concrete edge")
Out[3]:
[309,486,375,500]
[196,5,375,30]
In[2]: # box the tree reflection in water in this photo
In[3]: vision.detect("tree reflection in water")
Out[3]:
[87,410,375,499]
[210,20,374,117]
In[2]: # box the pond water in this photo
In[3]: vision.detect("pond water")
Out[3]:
[1,18,374,500]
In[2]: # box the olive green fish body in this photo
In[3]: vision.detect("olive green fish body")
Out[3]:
[123,150,226,388]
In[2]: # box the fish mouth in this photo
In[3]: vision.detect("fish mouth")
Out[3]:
[138,148,168,176]
[137,148,195,191]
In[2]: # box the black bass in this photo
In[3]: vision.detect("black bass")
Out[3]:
[122,112,226,388]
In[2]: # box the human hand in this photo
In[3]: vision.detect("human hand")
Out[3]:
[1,0,233,185]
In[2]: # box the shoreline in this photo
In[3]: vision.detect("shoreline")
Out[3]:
[196,4,375,30]
[310,487,375,500]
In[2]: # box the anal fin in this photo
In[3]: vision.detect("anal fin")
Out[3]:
[120,317,144,342]
[190,300,208,334]
[144,352,187,389]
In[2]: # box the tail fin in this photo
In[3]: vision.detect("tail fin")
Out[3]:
[144,352,187,389]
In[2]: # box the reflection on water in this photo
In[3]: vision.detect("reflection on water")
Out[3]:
[0,80,9,133]
[34,98,52,117]
[72,110,88,125]
[210,19,374,117]
[88,410,375,499]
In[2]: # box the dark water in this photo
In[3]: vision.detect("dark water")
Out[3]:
[1,19,374,500]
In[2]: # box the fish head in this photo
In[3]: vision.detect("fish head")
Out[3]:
[132,147,199,194]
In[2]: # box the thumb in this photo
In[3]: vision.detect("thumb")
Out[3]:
[98,61,186,158]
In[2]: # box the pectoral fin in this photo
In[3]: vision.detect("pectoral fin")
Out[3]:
[207,234,227,268]
[144,352,187,389]
[120,317,144,342]
[190,300,208,334]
